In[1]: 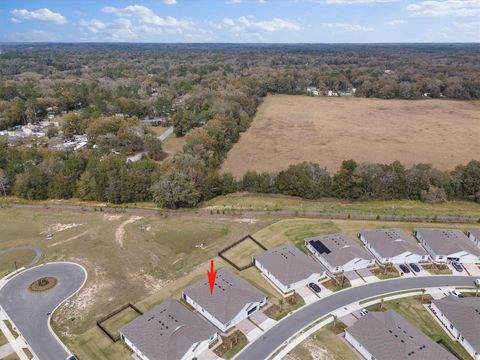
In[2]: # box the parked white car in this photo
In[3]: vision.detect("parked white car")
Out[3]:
[449,290,464,298]
[360,308,369,316]
[475,278,480,286]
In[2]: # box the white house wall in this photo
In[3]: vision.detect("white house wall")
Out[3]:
[121,334,151,360]
[468,233,479,247]
[344,331,373,360]
[430,303,480,360]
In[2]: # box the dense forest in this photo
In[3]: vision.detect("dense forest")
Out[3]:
[0,43,479,208]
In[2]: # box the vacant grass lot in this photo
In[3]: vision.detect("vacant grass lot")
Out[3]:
[101,307,141,341]
[0,207,272,360]
[0,249,37,278]
[221,236,266,269]
[222,95,480,177]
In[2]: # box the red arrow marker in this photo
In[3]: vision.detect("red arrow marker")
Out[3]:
[208,260,217,295]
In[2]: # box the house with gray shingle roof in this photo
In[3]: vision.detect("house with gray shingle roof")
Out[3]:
[252,244,326,294]
[305,233,375,274]
[467,230,480,247]
[359,228,428,264]
[414,228,480,263]
[345,310,457,360]
[431,295,480,360]
[120,299,217,360]
[182,268,267,332]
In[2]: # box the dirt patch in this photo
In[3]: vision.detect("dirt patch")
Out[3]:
[29,277,57,292]
[48,229,90,248]
[222,95,480,177]
[303,338,335,360]
[115,216,142,247]
[103,214,122,222]
[42,223,83,237]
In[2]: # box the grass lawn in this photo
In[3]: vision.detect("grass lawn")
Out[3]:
[100,307,141,341]
[286,325,358,360]
[367,297,471,360]
[3,321,18,339]
[0,329,8,346]
[0,249,37,278]
[221,236,265,269]
[22,348,34,360]
[206,193,480,219]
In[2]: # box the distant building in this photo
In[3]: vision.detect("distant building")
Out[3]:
[345,310,457,360]
[305,233,375,273]
[467,230,480,247]
[306,86,319,96]
[120,299,217,360]
[359,228,428,264]
[431,296,480,360]
[182,268,267,332]
[414,228,480,263]
[253,244,326,294]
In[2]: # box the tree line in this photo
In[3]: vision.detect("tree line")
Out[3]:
[1,138,480,208]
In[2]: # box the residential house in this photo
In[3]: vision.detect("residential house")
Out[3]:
[182,268,267,332]
[430,296,480,360]
[120,299,218,360]
[358,228,428,264]
[414,228,480,263]
[345,310,457,360]
[305,233,375,274]
[253,244,326,294]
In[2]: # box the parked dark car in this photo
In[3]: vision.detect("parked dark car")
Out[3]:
[67,356,78,360]
[409,263,420,273]
[451,261,464,272]
[308,282,321,293]
[399,264,410,273]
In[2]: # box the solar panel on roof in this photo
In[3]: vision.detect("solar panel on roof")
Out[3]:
[310,240,331,255]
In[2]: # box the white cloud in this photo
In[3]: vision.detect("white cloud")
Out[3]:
[10,8,66,24]
[163,0,177,4]
[101,5,192,32]
[407,1,480,17]
[79,18,136,40]
[453,21,480,40]
[219,16,300,35]
[386,19,406,25]
[323,0,399,3]
[323,22,374,31]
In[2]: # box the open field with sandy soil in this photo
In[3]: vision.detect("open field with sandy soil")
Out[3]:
[222,95,480,177]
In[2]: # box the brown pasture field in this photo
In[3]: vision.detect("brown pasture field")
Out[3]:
[222,95,480,178]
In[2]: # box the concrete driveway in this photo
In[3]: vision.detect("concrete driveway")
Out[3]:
[463,263,480,277]
[0,262,87,360]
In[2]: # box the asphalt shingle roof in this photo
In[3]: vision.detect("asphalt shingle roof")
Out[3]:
[433,295,480,352]
[253,244,325,286]
[120,299,217,360]
[305,232,374,267]
[182,268,266,325]
[347,310,457,360]
[415,228,480,256]
[359,228,427,258]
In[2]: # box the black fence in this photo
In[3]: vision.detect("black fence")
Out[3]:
[218,234,267,271]
[97,303,143,342]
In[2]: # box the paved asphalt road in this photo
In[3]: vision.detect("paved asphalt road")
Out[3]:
[0,246,42,269]
[0,263,86,360]
[237,275,476,360]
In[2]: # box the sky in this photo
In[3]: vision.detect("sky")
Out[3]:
[0,0,479,43]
